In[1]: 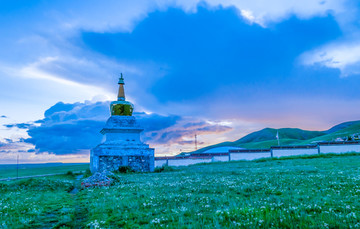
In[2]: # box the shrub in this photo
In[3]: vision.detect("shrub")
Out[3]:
[154,165,175,173]
[66,171,74,176]
[117,166,134,174]
[84,168,92,178]
[0,182,8,191]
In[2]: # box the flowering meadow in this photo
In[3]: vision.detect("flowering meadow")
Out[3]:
[1,154,360,228]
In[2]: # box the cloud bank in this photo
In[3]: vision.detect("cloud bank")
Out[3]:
[4,101,232,155]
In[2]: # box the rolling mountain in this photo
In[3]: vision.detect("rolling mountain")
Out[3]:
[184,120,360,155]
[233,128,325,144]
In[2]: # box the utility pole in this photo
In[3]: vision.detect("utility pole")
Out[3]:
[195,134,198,151]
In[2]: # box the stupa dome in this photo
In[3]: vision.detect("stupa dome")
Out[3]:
[110,100,134,116]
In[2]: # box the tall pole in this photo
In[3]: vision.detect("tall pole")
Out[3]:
[17,154,19,179]
[276,131,280,146]
[195,134,198,151]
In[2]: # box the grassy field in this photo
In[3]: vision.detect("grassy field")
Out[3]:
[0,163,89,179]
[1,154,360,228]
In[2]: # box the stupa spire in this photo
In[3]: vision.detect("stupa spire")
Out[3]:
[110,73,134,116]
[117,73,125,101]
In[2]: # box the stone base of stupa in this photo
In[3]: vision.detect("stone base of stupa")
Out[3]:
[90,145,154,173]
[90,116,155,173]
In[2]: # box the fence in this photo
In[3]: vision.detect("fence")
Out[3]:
[154,141,360,167]
[271,145,319,158]
[318,141,360,154]
[229,149,271,161]
[155,156,213,167]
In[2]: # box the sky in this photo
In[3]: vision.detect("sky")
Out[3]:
[1,0,360,163]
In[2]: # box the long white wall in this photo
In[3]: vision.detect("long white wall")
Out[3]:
[319,144,360,154]
[212,155,229,162]
[155,142,360,167]
[230,152,271,161]
[167,158,212,166]
[272,148,318,158]
[155,159,168,168]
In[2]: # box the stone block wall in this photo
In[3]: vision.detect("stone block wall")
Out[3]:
[99,156,123,171]
[128,156,150,172]
[98,155,151,172]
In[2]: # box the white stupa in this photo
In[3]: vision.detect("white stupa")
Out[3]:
[90,74,154,172]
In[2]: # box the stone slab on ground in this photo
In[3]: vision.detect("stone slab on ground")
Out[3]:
[81,171,114,188]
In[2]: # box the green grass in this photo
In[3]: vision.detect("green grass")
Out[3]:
[240,138,303,149]
[1,154,360,228]
[0,163,89,179]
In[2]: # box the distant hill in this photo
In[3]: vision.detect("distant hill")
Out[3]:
[325,121,360,134]
[301,121,360,144]
[183,120,360,155]
[233,128,325,144]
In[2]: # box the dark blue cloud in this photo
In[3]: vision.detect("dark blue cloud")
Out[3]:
[25,119,104,155]
[20,101,230,155]
[0,150,11,153]
[153,123,231,145]
[134,112,181,132]
[0,115,7,118]
[44,102,77,117]
[183,121,207,129]
[4,138,13,143]
[135,112,231,145]
[81,4,343,105]
[24,101,109,155]
[0,141,6,148]
[4,123,33,129]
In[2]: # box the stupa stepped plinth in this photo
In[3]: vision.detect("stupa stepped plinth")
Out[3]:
[90,74,154,173]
